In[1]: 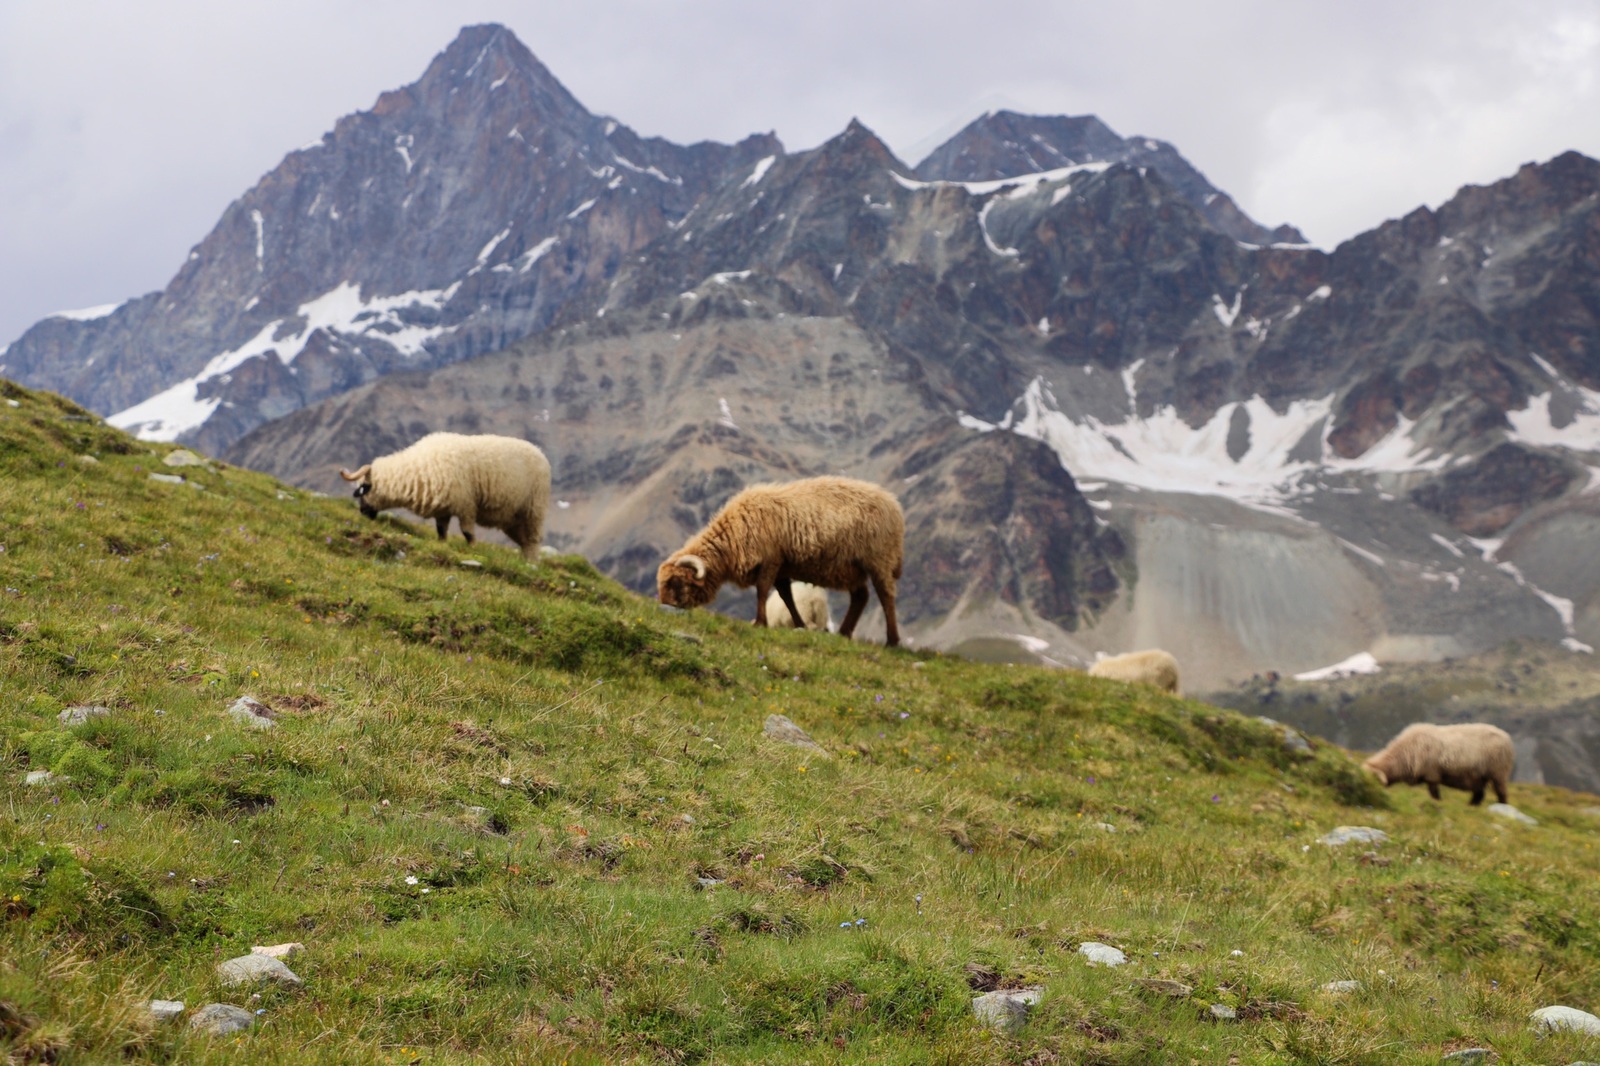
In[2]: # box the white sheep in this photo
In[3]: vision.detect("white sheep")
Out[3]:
[764,581,832,631]
[1363,722,1514,805]
[658,475,905,645]
[340,432,551,560]
[1088,649,1181,695]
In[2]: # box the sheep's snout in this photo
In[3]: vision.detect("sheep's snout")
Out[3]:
[1361,762,1389,786]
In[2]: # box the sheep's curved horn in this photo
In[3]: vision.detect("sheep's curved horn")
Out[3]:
[339,465,372,482]
[676,554,707,580]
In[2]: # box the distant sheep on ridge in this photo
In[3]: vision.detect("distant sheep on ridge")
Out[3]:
[657,475,904,646]
[340,432,551,560]
[1088,649,1181,695]
[1363,722,1513,805]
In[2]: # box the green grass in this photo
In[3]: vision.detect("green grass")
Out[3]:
[4,378,1600,1064]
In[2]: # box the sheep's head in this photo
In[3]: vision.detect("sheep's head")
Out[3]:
[339,464,380,519]
[658,553,717,609]
[1360,759,1390,786]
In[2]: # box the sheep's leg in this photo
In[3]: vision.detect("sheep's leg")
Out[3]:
[774,577,806,631]
[1493,776,1508,804]
[838,587,870,639]
[435,516,451,541]
[1470,783,1486,806]
[1427,782,1441,801]
[524,505,546,561]
[459,519,476,545]
[752,567,777,627]
[871,573,899,648]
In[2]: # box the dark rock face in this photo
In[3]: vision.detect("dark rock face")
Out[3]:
[1411,443,1577,536]
[3,24,777,445]
[914,110,1306,246]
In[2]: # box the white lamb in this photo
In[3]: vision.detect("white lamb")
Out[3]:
[340,432,551,560]
[764,581,832,631]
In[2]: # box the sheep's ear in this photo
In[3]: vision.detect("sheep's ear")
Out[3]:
[676,553,708,580]
[339,465,372,482]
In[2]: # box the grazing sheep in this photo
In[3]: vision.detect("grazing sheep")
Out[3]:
[1363,722,1513,805]
[1088,649,1181,695]
[765,581,832,631]
[340,432,551,560]
[658,476,904,646]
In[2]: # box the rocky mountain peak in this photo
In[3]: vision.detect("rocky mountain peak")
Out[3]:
[917,109,1306,247]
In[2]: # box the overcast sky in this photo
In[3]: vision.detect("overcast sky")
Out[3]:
[3,0,1598,347]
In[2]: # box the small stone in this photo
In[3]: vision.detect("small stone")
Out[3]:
[77,454,99,464]
[189,1003,254,1036]
[1531,1005,1600,1035]
[695,877,725,889]
[58,704,112,727]
[250,942,304,960]
[1256,715,1312,753]
[216,953,302,987]
[1078,942,1127,967]
[1091,822,1117,833]
[671,630,704,645]
[24,770,56,786]
[148,473,186,485]
[1321,980,1362,994]
[1137,979,1193,998]
[226,696,275,730]
[762,714,829,756]
[1229,949,1245,957]
[1209,1003,1237,1021]
[163,449,208,468]
[1488,803,1538,826]
[146,999,185,1023]
[972,988,1042,1033]
[1319,826,1388,847]
[459,559,483,568]
[1442,1050,1494,1065]
[912,662,926,669]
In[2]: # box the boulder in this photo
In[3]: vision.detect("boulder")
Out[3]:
[1078,942,1127,967]
[1319,826,1388,847]
[1488,803,1537,826]
[972,987,1042,1033]
[145,999,185,1024]
[762,714,828,756]
[227,696,276,730]
[1531,1005,1600,1036]
[189,1003,254,1036]
[216,953,302,987]
[58,705,112,727]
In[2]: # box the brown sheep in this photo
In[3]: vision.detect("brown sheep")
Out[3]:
[764,581,832,631]
[657,476,904,646]
[1088,649,1181,695]
[339,432,551,560]
[1362,722,1513,805]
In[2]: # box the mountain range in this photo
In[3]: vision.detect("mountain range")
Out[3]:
[7,23,1600,691]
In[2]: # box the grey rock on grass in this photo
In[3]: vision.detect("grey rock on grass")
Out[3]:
[217,952,302,987]
[1256,715,1312,754]
[763,714,828,756]
[1078,942,1127,966]
[1441,1050,1494,1064]
[1532,1005,1600,1035]
[1319,826,1388,846]
[189,1003,255,1036]
[1489,803,1538,826]
[1209,1003,1237,1021]
[972,987,1042,1033]
[24,771,56,786]
[162,449,208,467]
[58,705,112,727]
[251,942,304,960]
[227,696,276,730]
[148,473,186,485]
[145,999,185,1023]
[1321,980,1362,993]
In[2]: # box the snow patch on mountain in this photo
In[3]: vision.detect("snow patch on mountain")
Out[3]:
[960,375,1455,511]
[50,301,124,322]
[110,281,460,441]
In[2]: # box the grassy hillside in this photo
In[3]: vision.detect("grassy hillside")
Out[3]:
[4,379,1600,1065]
